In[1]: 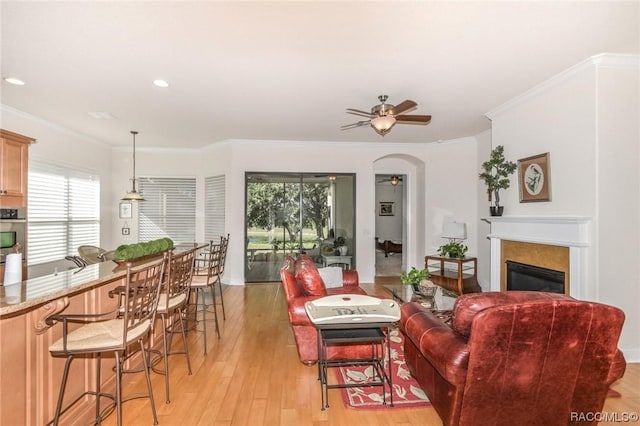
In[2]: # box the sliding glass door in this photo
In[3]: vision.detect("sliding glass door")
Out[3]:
[245,173,355,282]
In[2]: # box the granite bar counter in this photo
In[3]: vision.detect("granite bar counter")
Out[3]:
[0,261,125,318]
[0,261,132,425]
[0,253,166,425]
[0,245,207,425]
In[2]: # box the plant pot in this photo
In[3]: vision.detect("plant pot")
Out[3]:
[490,206,504,216]
[338,245,348,256]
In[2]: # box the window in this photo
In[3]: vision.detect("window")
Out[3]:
[205,175,225,241]
[138,177,196,243]
[28,162,100,266]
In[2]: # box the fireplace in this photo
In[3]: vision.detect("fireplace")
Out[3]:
[506,261,565,294]
[485,216,591,299]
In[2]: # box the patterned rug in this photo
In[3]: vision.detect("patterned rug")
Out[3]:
[335,328,431,409]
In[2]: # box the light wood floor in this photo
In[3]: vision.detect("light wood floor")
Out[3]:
[103,281,639,426]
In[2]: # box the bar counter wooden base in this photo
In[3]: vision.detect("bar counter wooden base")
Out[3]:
[0,263,162,426]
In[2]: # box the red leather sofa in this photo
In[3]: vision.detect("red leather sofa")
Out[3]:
[400,291,626,426]
[280,254,367,364]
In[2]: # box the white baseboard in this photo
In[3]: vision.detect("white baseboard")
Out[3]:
[621,348,640,363]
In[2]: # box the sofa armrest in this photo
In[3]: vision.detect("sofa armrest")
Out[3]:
[402,304,469,386]
[288,297,318,327]
[607,350,627,385]
[342,270,359,286]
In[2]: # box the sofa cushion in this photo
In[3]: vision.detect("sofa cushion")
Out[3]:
[452,291,574,337]
[296,265,327,296]
[281,256,304,299]
[317,267,343,289]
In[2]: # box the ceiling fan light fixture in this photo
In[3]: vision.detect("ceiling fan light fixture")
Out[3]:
[371,115,396,135]
[390,175,400,186]
[122,130,145,201]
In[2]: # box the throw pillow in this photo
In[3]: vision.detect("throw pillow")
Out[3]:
[317,267,343,289]
[295,267,327,296]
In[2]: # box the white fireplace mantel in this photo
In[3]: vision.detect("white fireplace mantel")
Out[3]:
[484,216,592,300]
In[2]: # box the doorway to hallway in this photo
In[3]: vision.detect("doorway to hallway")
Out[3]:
[374,174,404,277]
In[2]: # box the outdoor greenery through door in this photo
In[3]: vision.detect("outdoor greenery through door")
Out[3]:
[245,173,355,282]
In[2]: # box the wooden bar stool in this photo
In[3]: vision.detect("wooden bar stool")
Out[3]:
[217,234,230,320]
[47,255,166,426]
[189,242,223,354]
[152,247,195,403]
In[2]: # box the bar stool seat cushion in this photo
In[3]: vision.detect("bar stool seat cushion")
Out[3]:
[158,293,187,311]
[189,275,210,288]
[50,319,151,354]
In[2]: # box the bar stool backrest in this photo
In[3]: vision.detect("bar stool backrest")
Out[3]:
[193,241,222,283]
[219,234,229,276]
[123,255,166,341]
[165,248,195,300]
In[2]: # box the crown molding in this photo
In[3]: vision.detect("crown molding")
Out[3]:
[485,53,640,120]
[1,104,111,148]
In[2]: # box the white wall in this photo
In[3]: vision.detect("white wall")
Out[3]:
[424,138,481,261]
[475,129,492,289]
[486,53,640,361]
[196,139,480,284]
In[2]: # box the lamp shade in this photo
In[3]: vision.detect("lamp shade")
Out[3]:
[371,115,396,135]
[442,222,467,240]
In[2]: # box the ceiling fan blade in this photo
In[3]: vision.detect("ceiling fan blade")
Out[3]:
[346,108,374,118]
[388,100,417,116]
[340,120,370,130]
[396,114,432,125]
[346,110,374,119]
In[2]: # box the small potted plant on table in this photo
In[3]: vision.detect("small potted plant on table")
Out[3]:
[401,266,431,294]
[437,241,468,259]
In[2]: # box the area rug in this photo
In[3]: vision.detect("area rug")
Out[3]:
[335,328,431,409]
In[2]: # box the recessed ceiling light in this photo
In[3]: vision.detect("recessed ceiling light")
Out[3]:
[4,77,25,86]
[153,79,169,88]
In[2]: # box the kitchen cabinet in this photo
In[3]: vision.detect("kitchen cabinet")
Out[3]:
[0,129,35,207]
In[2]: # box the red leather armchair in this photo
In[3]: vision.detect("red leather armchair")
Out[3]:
[400,291,626,426]
[280,254,367,364]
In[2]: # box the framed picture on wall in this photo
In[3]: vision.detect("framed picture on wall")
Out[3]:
[379,202,395,216]
[119,202,133,219]
[518,152,551,202]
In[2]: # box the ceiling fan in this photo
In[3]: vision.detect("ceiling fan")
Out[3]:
[341,95,432,136]
[377,175,403,185]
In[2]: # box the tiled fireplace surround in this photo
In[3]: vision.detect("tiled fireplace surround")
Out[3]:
[486,216,590,300]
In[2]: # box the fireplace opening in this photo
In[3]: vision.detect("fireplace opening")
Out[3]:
[506,260,565,294]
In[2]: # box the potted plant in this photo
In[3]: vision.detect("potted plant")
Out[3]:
[437,241,468,258]
[333,236,347,255]
[479,145,517,216]
[401,266,430,292]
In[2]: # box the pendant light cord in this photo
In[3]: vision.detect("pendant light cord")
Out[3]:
[131,130,138,190]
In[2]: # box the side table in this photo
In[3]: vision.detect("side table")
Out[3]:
[321,255,352,270]
[304,294,400,410]
[317,326,391,410]
[424,255,481,296]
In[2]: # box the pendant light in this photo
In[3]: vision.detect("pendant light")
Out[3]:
[121,130,145,201]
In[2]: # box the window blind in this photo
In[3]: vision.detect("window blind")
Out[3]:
[28,162,100,266]
[205,175,226,242]
[138,177,196,243]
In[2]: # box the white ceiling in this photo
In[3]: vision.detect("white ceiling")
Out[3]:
[1,1,638,149]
